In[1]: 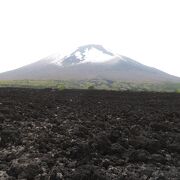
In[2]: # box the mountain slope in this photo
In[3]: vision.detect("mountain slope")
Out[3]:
[0,44,179,83]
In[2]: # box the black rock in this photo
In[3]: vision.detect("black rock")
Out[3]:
[71,165,108,180]
[168,143,180,153]
[50,169,62,180]
[110,143,125,156]
[70,142,90,159]
[109,130,121,143]
[150,154,166,164]
[0,129,21,147]
[0,88,180,179]
[129,150,150,163]
[95,134,111,155]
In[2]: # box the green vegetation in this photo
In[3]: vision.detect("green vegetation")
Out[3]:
[88,85,95,90]
[0,79,180,92]
[175,89,180,93]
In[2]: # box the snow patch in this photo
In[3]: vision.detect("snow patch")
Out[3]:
[75,51,83,60]
[48,45,127,66]
[81,48,114,63]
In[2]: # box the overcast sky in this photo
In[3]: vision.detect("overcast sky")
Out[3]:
[0,0,180,77]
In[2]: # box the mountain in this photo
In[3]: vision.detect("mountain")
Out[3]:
[0,44,180,83]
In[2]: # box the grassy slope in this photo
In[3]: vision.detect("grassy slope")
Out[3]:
[0,80,180,92]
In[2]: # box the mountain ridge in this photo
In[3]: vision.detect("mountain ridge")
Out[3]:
[0,44,180,83]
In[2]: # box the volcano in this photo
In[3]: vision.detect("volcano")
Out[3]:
[0,44,179,82]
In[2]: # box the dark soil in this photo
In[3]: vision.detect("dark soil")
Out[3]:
[0,88,180,180]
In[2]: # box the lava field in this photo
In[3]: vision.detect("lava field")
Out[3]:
[0,88,180,180]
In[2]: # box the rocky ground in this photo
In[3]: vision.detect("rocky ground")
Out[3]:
[0,88,180,180]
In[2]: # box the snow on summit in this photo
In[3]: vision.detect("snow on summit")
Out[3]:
[50,44,121,66]
[78,47,114,63]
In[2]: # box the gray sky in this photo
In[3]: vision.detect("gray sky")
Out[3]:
[0,0,180,77]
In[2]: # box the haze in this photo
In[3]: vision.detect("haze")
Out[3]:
[0,0,180,77]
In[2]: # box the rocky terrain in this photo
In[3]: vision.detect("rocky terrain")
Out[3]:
[0,88,180,179]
